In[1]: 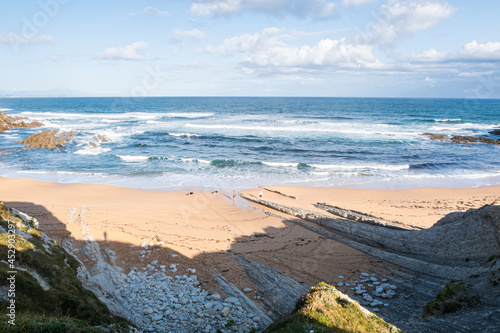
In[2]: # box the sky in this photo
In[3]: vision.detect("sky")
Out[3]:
[1,0,500,98]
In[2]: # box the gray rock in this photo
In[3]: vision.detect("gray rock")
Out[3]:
[225,297,239,304]
[143,306,154,315]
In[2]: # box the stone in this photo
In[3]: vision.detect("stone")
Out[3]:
[221,308,230,317]
[337,282,344,287]
[338,275,344,279]
[225,297,239,305]
[151,313,163,322]
[143,306,154,315]
[243,288,253,293]
[150,260,158,265]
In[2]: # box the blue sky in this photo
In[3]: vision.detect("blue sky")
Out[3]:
[1,0,500,98]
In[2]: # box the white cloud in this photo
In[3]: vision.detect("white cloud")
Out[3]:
[409,48,447,62]
[189,0,338,19]
[172,29,206,40]
[205,28,383,73]
[356,0,455,45]
[342,0,378,7]
[410,41,500,63]
[205,27,285,54]
[144,7,171,17]
[459,40,500,61]
[0,32,54,45]
[94,41,149,60]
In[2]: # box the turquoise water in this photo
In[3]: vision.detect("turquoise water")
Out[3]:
[0,97,499,190]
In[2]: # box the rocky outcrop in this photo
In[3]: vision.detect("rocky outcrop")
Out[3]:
[241,194,500,332]
[18,129,75,151]
[242,194,500,277]
[423,132,500,145]
[264,282,401,333]
[0,112,43,133]
[231,254,310,319]
[315,202,423,230]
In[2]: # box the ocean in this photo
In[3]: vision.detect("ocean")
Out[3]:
[0,97,499,190]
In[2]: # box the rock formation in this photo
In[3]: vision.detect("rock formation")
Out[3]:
[423,132,500,145]
[18,129,75,151]
[0,112,43,133]
[241,194,500,333]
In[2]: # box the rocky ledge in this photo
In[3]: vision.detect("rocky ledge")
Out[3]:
[423,132,500,145]
[0,112,43,133]
[17,129,75,152]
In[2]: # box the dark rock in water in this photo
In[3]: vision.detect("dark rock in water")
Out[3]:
[423,133,449,142]
[450,135,478,144]
[477,137,499,144]
[451,135,500,145]
[423,132,500,145]
[488,129,500,136]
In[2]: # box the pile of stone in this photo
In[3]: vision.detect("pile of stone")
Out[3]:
[116,260,261,333]
[337,272,397,311]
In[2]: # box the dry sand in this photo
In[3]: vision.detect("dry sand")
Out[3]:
[1,176,499,296]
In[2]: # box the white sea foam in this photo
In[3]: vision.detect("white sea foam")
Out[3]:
[165,112,214,118]
[0,108,12,111]
[20,111,166,121]
[180,158,211,164]
[185,123,417,137]
[0,133,20,139]
[262,162,299,168]
[118,155,149,162]
[74,147,111,155]
[310,164,410,171]
[169,133,201,138]
[434,118,462,122]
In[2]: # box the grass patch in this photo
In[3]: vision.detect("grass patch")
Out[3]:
[264,282,401,333]
[423,280,480,316]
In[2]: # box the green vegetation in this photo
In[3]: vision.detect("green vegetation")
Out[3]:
[0,202,132,332]
[423,280,480,316]
[487,255,499,262]
[264,282,401,333]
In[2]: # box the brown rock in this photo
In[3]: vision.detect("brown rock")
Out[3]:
[423,133,449,142]
[0,112,43,133]
[18,129,75,151]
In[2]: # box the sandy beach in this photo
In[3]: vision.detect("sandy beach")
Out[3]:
[1,176,498,297]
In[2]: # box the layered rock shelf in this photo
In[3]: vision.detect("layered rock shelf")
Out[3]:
[18,129,75,151]
[423,132,500,145]
[0,112,42,133]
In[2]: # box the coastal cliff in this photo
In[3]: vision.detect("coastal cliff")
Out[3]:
[0,203,133,332]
